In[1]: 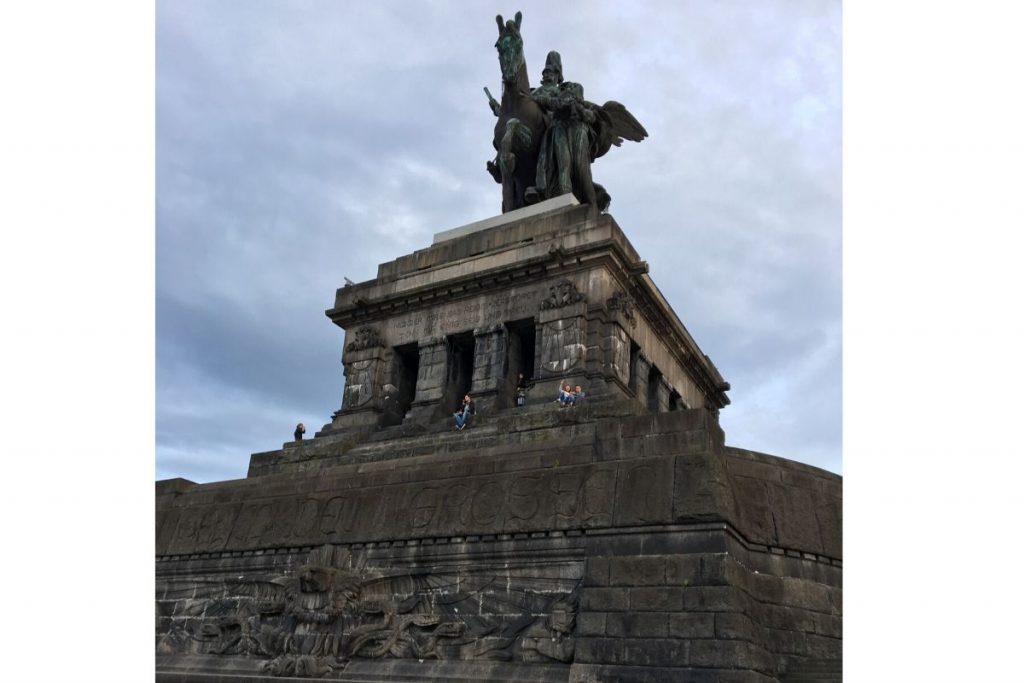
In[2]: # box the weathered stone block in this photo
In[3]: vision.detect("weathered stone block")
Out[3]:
[812,612,843,638]
[569,664,719,683]
[609,555,665,586]
[584,556,610,586]
[577,612,607,636]
[630,586,684,611]
[581,587,628,611]
[715,612,763,643]
[605,612,669,638]
[689,639,773,673]
[575,637,626,664]
[668,612,716,639]
[665,554,701,586]
[780,578,833,613]
[613,457,674,526]
[617,638,691,667]
[683,586,747,612]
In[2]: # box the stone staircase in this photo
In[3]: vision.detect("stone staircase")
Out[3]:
[250,396,644,477]
[780,658,842,682]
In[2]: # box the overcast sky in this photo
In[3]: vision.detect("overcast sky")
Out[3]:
[156,0,841,483]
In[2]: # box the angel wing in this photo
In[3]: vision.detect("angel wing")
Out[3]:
[591,100,649,160]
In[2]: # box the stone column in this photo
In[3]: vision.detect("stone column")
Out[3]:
[404,336,449,423]
[324,326,387,432]
[471,324,508,412]
[653,374,672,413]
[631,351,651,411]
[602,323,631,387]
[536,278,589,396]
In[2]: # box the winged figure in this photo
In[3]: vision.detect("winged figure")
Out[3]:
[524,50,648,213]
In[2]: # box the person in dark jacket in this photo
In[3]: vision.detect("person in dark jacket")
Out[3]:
[516,373,530,407]
[294,423,306,441]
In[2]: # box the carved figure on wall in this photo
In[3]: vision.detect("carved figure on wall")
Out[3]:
[607,289,637,327]
[342,359,376,409]
[345,326,385,353]
[156,545,582,671]
[521,591,579,662]
[541,318,586,373]
[540,278,586,310]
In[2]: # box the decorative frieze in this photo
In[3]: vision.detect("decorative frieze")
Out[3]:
[540,278,586,310]
[607,290,637,327]
[345,326,385,353]
[156,544,581,672]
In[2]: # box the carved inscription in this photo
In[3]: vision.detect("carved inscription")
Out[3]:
[614,458,674,526]
[390,290,541,345]
[158,464,620,556]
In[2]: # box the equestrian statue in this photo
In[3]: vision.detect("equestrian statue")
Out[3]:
[485,12,649,214]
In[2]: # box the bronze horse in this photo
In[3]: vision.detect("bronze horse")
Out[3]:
[487,12,546,213]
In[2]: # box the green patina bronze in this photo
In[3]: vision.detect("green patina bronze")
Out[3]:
[486,12,649,214]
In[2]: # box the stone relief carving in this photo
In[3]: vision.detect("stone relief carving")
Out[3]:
[156,545,581,674]
[541,318,586,373]
[540,279,586,310]
[345,326,385,353]
[342,359,376,409]
[609,325,631,384]
[607,290,637,327]
[520,592,578,662]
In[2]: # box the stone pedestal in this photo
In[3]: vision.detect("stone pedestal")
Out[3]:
[154,203,833,683]
[157,410,842,683]
[323,326,388,432]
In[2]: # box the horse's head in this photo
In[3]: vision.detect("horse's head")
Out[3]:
[495,11,525,84]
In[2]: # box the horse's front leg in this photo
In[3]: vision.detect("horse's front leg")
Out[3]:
[498,119,518,212]
[498,118,533,212]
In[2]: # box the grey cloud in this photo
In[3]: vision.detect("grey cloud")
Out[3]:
[157,0,841,482]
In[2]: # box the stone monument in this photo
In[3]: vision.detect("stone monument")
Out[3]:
[156,12,841,683]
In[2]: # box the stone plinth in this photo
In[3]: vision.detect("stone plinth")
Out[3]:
[318,201,729,435]
[157,406,841,682]
[156,204,840,682]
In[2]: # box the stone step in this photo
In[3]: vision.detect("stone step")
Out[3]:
[780,658,842,682]
[254,397,649,477]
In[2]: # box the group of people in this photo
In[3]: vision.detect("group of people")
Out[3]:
[556,383,585,408]
[295,376,584,438]
[451,376,584,431]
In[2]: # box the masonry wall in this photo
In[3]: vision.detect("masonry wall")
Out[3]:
[156,408,841,682]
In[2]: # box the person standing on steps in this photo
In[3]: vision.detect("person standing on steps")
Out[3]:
[294,423,306,441]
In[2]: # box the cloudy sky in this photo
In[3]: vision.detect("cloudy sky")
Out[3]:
[156,0,841,482]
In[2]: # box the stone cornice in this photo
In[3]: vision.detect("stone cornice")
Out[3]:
[326,228,730,409]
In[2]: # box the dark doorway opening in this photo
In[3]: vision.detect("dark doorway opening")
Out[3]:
[445,332,476,412]
[387,343,419,424]
[647,365,663,412]
[505,318,536,407]
[506,319,536,379]
[669,390,686,411]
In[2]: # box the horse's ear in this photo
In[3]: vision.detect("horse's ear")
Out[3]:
[496,15,504,33]
[514,11,522,30]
